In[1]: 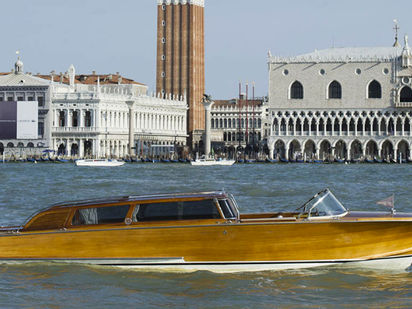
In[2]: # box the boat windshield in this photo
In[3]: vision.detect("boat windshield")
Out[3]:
[297,189,348,219]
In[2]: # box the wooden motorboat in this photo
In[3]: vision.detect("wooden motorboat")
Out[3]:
[1,189,412,272]
[75,159,125,167]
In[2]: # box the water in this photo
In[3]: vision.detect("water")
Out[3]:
[1,162,412,308]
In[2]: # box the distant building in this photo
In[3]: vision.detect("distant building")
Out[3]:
[0,59,187,159]
[267,34,412,162]
[156,0,205,147]
[211,96,269,156]
[0,58,51,158]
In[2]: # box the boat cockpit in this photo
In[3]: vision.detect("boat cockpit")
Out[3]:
[296,188,349,220]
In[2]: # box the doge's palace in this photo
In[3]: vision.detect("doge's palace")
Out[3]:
[267,34,412,162]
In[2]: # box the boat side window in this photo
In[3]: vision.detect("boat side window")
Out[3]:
[181,200,221,220]
[137,199,221,222]
[72,205,130,225]
[218,199,237,219]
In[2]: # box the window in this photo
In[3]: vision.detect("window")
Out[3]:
[0,97,3,102]
[368,80,382,99]
[28,96,34,101]
[38,122,44,137]
[72,205,130,225]
[59,111,66,127]
[72,111,78,127]
[400,86,412,102]
[290,81,303,99]
[7,97,13,101]
[218,199,237,219]
[85,111,92,127]
[38,97,44,106]
[328,81,342,99]
[136,199,221,222]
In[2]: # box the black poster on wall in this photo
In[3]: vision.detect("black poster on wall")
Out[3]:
[0,101,17,139]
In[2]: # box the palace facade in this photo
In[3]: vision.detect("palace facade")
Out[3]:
[267,35,412,162]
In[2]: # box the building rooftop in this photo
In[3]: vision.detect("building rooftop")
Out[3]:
[37,73,145,86]
[0,72,51,86]
[269,46,403,63]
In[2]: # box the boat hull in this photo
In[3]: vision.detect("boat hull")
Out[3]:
[1,220,412,272]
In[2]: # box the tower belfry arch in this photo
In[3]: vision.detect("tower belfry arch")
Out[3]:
[156,0,205,148]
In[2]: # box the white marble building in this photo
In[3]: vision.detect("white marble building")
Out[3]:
[0,59,187,159]
[267,35,412,162]
[49,65,187,158]
[0,59,51,158]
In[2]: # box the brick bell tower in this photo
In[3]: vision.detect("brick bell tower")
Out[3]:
[156,0,205,148]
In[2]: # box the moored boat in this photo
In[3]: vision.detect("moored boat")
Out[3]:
[75,159,125,167]
[1,189,412,272]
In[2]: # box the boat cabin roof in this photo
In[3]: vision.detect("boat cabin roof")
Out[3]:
[18,191,234,232]
[47,191,230,211]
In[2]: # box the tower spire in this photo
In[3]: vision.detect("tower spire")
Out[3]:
[393,19,400,47]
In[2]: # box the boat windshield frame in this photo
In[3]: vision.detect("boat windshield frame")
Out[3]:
[297,189,348,220]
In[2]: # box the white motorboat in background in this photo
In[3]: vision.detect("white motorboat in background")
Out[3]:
[190,158,235,166]
[75,159,125,167]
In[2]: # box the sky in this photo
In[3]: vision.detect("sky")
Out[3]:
[1,0,412,99]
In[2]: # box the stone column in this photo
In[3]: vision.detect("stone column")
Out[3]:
[67,110,72,128]
[126,100,135,157]
[80,110,84,127]
[202,99,214,157]
[285,145,289,161]
[79,139,84,158]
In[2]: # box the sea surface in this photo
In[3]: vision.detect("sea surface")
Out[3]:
[0,162,412,308]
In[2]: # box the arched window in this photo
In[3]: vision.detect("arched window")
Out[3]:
[328,81,342,99]
[368,80,382,99]
[400,86,412,102]
[290,81,304,99]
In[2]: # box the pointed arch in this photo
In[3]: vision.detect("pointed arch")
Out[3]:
[303,118,309,131]
[400,86,412,102]
[296,118,302,134]
[290,81,304,99]
[335,140,347,160]
[310,118,316,133]
[326,118,332,132]
[368,80,382,99]
[405,117,410,133]
[365,118,371,134]
[303,139,316,160]
[350,139,362,160]
[328,81,342,99]
[356,118,363,133]
[342,118,348,133]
